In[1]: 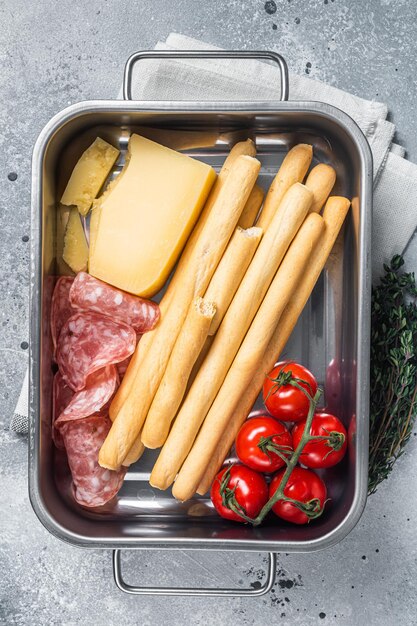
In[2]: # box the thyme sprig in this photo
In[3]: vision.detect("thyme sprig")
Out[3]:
[369,255,417,494]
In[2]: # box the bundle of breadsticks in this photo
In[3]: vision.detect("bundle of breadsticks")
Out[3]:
[99,139,350,503]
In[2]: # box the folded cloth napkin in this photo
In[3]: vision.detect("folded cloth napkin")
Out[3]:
[11,33,417,434]
[12,368,29,434]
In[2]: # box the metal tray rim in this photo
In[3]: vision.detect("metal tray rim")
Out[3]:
[29,99,372,552]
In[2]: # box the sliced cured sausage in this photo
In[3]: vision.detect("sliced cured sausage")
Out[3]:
[52,371,74,449]
[55,365,118,426]
[116,357,131,381]
[51,277,74,359]
[116,334,141,381]
[60,414,127,507]
[56,311,136,391]
[69,272,160,333]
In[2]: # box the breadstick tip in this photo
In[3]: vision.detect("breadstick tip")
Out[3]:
[194,297,216,318]
[289,143,313,156]
[290,181,314,200]
[237,226,263,239]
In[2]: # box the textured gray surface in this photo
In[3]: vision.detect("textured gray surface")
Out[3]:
[1,1,417,624]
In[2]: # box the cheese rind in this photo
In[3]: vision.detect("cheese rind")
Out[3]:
[89,134,216,297]
[60,137,119,216]
[63,207,89,273]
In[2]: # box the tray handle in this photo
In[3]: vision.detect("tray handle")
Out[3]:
[113,549,277,597]
[123,50,289,101]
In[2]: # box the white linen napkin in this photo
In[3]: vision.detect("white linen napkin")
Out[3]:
[11,33,417,434]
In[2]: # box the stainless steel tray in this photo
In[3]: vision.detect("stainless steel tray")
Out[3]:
[29,50,372,596]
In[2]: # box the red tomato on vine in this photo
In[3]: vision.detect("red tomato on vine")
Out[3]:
[210,465,268,523]
[269,466,327,525]
[292,412,347,468]
[263,361,318,423]
[235,415,293,472]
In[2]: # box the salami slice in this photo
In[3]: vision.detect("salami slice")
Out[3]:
[51,276,75,359]
[56,311,136,391]
[55,365,118,427]
[69,272,160,333]
[116,356,131,381]
[52,372,74,449]
[60,415,127,507]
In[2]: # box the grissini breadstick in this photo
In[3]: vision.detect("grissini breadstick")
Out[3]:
[187,335,214,392]
[238,184,264,228]
[256,144,313,230]
[142,228,261,447]
[122,436,145,466]
[141,298,216,448]
[113,146,317,468]
[305,164,336,213]
[109,140,255,422]
[109,142,257,464]
[196,196,351,495]
[205,227,263,336]
[109,395,144,467]
[173,213,325,501]
[109,310,162,464]
[127,163,332,465]
[149,183,313,490]
[99,155,261,470]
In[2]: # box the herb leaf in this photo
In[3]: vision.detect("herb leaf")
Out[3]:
[369,255,417,494]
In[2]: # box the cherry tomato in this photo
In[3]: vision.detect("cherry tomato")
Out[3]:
[292,412,347,468]
[269,467,327,525]
[263,361,318,423]
[210,464,268,523]
[235,415,293,473]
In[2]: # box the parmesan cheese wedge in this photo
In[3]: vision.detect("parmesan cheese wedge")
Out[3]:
[60,137,119,216]
[56,204,74,275]
[89,134,216,297]
[62,207,89,273]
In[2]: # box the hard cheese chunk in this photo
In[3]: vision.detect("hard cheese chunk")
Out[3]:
[88,134,216,297]
[56,204,74,275]
[63,207,89,273]
[60,137,120,216]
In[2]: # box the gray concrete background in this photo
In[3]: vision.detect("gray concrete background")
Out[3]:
[1,0,417,624]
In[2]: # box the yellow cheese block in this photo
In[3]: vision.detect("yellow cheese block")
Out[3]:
[60,137,120,216]
[63,207,89,273]
[89,134,216,297]
[56,204,74,275]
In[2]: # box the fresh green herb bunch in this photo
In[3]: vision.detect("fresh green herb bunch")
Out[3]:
[369,255,417,494]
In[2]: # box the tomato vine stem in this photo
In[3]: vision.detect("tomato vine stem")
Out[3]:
[252,386,322,526]
[257,435,293,465]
